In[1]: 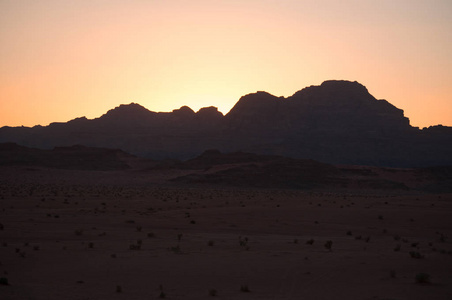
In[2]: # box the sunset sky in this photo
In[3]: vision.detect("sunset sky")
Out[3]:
[1,0,451,128]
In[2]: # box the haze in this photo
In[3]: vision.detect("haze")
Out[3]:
[1,0,451,128]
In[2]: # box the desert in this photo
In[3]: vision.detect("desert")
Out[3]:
[1,146,451,300]
[2,1,452,299]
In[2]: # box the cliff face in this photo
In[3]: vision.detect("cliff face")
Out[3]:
[1,80,451,167]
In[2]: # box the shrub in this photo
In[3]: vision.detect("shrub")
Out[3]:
[306,239,314,245]
[158,284,166,298]
[409,251,424,259]
[240,285,250,293]
[170,245,181,253]
[415,273,430,284]
[324,240,333,251]
[239,237,249,247]
[209,289,217,296]
[129,244,141,250]
[0,277,8,285]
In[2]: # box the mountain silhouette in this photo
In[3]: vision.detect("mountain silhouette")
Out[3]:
[1,80,451,167]
[0,143,136,170]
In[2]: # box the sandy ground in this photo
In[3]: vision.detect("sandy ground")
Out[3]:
[0,167,451,299]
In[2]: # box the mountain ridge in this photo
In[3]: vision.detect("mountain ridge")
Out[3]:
[1,80,451,167]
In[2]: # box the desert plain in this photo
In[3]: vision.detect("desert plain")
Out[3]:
[0,162,451,300]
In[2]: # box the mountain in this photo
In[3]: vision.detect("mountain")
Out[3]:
[1,80,451,167]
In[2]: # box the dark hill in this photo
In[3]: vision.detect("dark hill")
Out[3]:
[171,149,340,189]
[0,80,451,167]
[0,143,136,170]
[170,150,452,192]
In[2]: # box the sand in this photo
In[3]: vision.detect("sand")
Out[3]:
[0,166,451,299]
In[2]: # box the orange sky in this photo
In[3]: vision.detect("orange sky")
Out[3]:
[1,0,451,128]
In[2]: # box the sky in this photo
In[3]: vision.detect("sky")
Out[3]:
[0,0,451,128]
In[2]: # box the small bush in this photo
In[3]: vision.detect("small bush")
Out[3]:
[306,239,314,245]
[209,289,217,296]
[116,285,122,293]
[239,237,249,247]
[240,285,250,293]
[0,277,8,285]
[324,240,333,251]
[170,245,181,253]
[129,244,141,250]
[415,273,430,284]
[409,251,424,259]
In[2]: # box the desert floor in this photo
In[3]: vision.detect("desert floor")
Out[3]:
[0,167,451,299]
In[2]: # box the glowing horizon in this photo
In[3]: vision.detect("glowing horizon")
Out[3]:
[1,0,451,128]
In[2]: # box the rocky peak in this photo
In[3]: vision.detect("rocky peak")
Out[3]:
[172,106,195,116]
[225,91,281,119]
[196,106,223,121]
[289,80,374,107]
[100,103,154,120]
